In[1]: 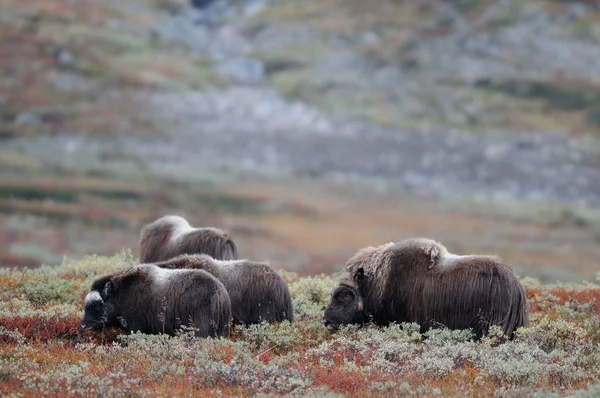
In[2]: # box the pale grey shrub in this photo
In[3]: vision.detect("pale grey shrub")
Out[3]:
[410,341,479,379]
[571,381,600,397]
[0,298,81,319]
[422,327,476,346]
[479,342,588,387]
[288,274,337,319]
[0,326,26,345]
[369,381,397,393]
[16,274,82,306]
[59,249,137,278]
[493,387,561,398]
[2,250,136,308]
[412,354,456,378]
[281,386,344,398]
[119,330,311,394]
[10,360,138,397]
[237,319,329,353]
[515,316,591,353]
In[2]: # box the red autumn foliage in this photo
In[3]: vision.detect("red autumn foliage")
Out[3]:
[527,286,600,315]
[311,367,366,394]
[0,315,81,342]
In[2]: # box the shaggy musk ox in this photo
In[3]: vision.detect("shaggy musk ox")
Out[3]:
[323,238,529,339]
[155,254,294,325]
[81,264,232,338]
[140,215,238,263]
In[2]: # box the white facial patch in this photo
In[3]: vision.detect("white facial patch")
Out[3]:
[85,291,103,305]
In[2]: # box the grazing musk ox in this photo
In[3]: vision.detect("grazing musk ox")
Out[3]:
[139,215,238,263]
[81,264,232,338]
[323,238,529,339]
[155,254,294,325]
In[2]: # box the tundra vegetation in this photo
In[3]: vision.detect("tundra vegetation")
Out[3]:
[1,251,600,396]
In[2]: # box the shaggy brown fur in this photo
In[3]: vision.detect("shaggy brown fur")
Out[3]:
[139,215,238,263]
[155,254,294,325]
[81,264,232,337]
[324,238,529,339]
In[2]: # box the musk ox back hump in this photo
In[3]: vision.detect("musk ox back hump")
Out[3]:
[139,215,238,263]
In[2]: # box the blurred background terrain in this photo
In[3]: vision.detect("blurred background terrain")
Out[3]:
[0,0,599,282]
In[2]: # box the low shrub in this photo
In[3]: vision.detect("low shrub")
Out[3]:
[0,253,599,396]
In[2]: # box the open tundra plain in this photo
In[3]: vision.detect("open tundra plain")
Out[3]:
[1,253,600,396]
[1,0,600,395]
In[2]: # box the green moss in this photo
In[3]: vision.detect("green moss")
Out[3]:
[586,106,600,127]
[0,185,77,203]
[475,79,600,110]
[16,273,83,306]
[194,193,265,215]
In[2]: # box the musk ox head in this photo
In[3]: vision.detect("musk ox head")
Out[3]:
[81,280,119,331]
[323,269,366,332]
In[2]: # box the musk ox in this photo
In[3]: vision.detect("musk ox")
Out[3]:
[155,254,294,325]
[81,264,232,338]
[140,215,238,263]
[323,238,529,339]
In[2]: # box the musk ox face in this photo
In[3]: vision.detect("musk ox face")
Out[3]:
[323,284,365,332]
[81,282,117,331]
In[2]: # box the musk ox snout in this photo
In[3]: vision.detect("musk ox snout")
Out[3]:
[81,289,111,330]
[81,291,109,331]
[323,285,365,332]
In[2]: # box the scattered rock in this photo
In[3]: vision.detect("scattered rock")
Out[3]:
[191,0,216,9]
[49,72,96,93]
[214,57,265,85]
[14,112,41,126]
[56,49,75,68]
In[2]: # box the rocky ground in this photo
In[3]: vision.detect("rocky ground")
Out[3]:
[10,0,600,205]
[10,86,600,207]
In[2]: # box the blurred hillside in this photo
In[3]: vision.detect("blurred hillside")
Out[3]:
[0,0,599,281]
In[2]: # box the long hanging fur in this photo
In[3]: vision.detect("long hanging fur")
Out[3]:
[139,215,238,263]
[344,238,529,339]
[82,264,232,337]
[155,254,294,325]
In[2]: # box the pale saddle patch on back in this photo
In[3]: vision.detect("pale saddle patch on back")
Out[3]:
[166,216,196,244]
[437,252,470,268]
[145,264,191,287]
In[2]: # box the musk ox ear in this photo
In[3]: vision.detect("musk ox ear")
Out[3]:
[427,244,442,269]
[355,267,366,287]
[101,281,113,299]
[356,267,365,281]
[355,269,365,312]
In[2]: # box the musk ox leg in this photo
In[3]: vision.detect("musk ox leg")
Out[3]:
[189,292,231,338]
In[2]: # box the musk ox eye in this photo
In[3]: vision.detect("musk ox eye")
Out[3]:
[336,290,354,302]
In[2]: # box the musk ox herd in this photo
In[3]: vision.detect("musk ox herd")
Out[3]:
[82,215,530,340]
